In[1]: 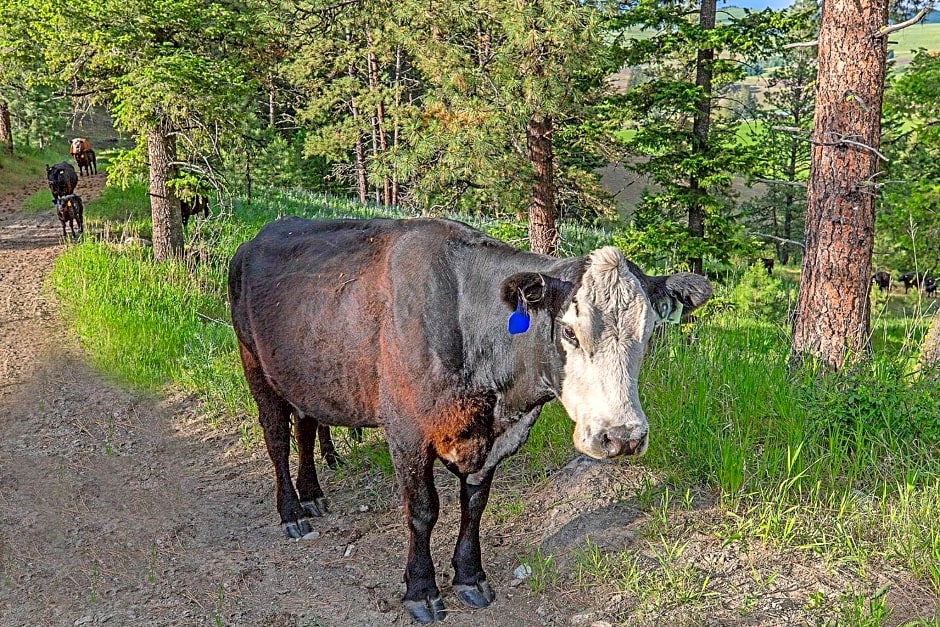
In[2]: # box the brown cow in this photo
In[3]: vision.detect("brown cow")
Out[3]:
[70,138,97,176]
[228,217,713,623]
[69,137,91,157]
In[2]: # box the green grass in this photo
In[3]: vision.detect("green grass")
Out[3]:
[47,183,940,619]
[0,144,62,187]
[889,22,940,62]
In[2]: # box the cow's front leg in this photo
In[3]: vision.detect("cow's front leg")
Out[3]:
[451,469,496,609]
[391,440,445,624]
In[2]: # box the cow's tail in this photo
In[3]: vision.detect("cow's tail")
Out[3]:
[227,245,257,357]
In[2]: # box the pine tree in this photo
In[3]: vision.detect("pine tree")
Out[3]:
[791,0,890,369]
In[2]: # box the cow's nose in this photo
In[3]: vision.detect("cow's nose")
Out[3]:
[600,428,647,458]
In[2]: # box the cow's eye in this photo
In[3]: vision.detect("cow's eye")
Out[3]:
[561,324,579,347]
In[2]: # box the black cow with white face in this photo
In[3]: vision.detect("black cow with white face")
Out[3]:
[228,217,712,623]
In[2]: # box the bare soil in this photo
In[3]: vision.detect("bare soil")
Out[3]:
[0,167,938,627]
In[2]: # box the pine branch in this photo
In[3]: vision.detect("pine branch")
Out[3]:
[755,178,807,187]
[782,40,818,50]
[750,232,805,248]
[872,7,931,38]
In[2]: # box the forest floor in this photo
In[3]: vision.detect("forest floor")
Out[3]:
[0,166,938,627]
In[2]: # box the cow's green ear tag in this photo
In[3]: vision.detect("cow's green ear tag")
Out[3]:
[508,299,530,334]
[665,302,683,324]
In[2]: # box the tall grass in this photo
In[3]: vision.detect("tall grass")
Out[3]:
[49,184,940,600]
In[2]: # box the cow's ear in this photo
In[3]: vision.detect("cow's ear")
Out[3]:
[501,272,573,314]
[645,273,713,324]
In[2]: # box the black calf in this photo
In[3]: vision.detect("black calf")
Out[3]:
[871,271,890,292]
[181,195,209,226]
[54,194,84,239]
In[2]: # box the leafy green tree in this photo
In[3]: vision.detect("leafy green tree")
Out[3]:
[0,0,69,153]
[877,50,940,272]
[286,0,615,254]
[610,0,796,271]
[741,1,818,265]
[408,0,615,254]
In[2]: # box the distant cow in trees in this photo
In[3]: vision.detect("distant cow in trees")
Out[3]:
[761,257,774,275]
[871,271,890,292]
[46,162,78,200]
[898,271,929,293]
[74,149,97,176]
[926,277,937,297]
[180,194,209,226]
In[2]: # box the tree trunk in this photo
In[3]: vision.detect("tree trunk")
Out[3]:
[268,74,276,129]
[921,309,940,368]
[348,55,368,204]
[0,99,13,156]
[687,0,716,276]
[791,0,889,370]
[527,114,557,256]
[147,120,183,261]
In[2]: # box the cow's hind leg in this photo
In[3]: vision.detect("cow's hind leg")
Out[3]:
[391,437,445,623]
[239,342,313,538]
[450,468,496,609]
[295,417,328,516]
[315,423,341,470]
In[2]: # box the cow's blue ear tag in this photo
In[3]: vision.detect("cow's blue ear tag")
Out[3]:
[508,298,530,335]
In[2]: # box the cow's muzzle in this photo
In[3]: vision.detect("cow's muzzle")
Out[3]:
[600,428,648,458]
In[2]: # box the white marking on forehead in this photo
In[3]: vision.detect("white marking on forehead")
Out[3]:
[563,247,654,350]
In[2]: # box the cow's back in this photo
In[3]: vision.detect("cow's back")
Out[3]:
[229,217,469,427]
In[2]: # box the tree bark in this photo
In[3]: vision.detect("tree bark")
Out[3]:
[921,309,940,368]
[687,0,716,276]
[791,0,889,370]
[147,120,183,261]
[0,99,13,157]
[527,114,557,256]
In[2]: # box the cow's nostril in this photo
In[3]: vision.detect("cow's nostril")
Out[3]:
[602,433,624,457]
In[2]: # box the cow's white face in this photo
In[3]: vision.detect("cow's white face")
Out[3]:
[556,247,656,459]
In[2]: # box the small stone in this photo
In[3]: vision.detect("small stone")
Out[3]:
[301,531,321,540]
[344,544,356,558]
[569,612,594,625]
[513,564,532,580]
[74,617,93,626]
[509,578,523,587]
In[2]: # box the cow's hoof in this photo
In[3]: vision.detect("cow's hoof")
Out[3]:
[454,580,495,608]
[301,497,328,517]
[281,518,314,539]
[323,454,344,470]
[404,595,446,623]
